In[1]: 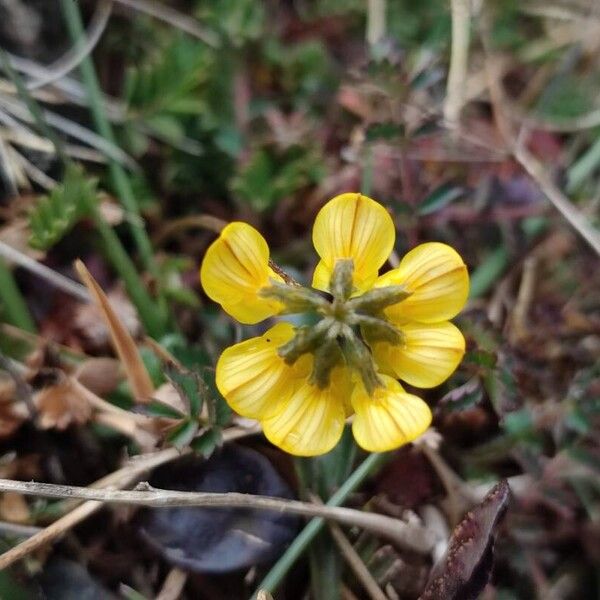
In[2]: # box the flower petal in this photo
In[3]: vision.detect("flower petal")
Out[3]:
[351,376,432,452]
[372,321,465,388]
[262,368,348,456]
[375,242,469,323]
[200,222,283,324]
[216,323,297,420]
[312,193,395,294]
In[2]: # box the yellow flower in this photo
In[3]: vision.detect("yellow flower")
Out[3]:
[201,193,469,456]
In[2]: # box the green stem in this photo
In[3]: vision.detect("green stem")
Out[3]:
[567,135,600,193]
[0,259,36,333]
[60,0,158,279]
[83,199,168,339]
[2,15,167,338]
[252,452,387,598]
[469,217,548,299]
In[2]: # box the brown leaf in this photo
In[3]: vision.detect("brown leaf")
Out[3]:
[35,376,92,430]
[0,218,44,260]
[74,260,154,403]
[0,379,28,440]
[0,492,30,523]
[93,411,157,450]
[75,357,122,397]
[419,480,511,600]
[74,287,140,349]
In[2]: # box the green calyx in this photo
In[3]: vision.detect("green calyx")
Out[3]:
[261,259,411,395]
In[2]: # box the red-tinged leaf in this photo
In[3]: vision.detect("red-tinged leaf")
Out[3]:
[419,480,511,600]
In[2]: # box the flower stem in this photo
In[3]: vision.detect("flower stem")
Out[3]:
[81,197,169,339]
[59,0,159,280]
[251,452,387,598]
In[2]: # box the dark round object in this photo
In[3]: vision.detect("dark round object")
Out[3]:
[137,444,299,573]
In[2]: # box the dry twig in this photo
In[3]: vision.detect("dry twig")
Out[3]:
[26,0,113,91]
[112,0,219,47]
[479,6,600,257]
[0,424,260,570]
[444,0,471,131]
[155,568,188,600]
[514,144,600,256]
[0,478,435,555]
[328,523,388,600]
[0,241,89,301]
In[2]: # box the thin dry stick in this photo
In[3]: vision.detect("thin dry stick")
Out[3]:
[479,7,600,257]
[155,568,187,600]
[421,445,478,526]
[0,424,259,570]
[0,95,137,170]
[152,214,227,246]
[328,524,388,600]
[112,0,219,47]
[0,240,89,302]
[509,255,537,343]
[0,521,42,538]
[444,0,471,131]
[308,491,388,600]
[27,0,112,91]
[0,479,434,555]
[514,143,600,256]
[71,378,152,427]
[366,0,386,48]
[0,134,18,195]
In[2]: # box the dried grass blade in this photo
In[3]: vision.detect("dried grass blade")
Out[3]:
[74,259,154,402]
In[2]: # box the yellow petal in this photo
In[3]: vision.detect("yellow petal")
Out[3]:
[262,368,348,456]
[216,323,297,420]
[200,222,283,324]
[351,376,432,452]
[375,242,469,323]
[312,193,395,294]
[372,321,465,388]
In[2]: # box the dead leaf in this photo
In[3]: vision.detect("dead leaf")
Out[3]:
[0,492,30,523]
[93,411,157,451]
[74,260,154,403]
[98,195,124,226]
[75,358,122,397]
[0,379,28,439]
[419,480,511,600]
[0,218,45,260]
[35,375,92,430]
[75,287,140,350]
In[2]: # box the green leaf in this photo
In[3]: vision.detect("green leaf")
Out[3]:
[190,428,222,458]
[124,37,212,118]
[28,164,96,250]
[365,121,405,142]
[167,419,199,450]
[145,400,185,420]
[464,349,498,370]
[164,362,207,418]
[418,183,465,216]
[503,409,533,437]
[164,286,202,308]
[233,147,326,211]
[439,378,485,412]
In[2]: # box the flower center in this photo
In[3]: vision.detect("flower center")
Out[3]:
[260,259,410,395]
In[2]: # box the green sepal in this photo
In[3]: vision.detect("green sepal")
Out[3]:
[348,284,411,313]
